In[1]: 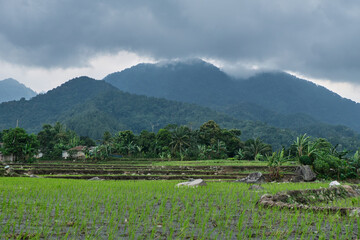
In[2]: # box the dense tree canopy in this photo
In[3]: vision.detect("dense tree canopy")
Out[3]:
[37,122,95,158]
[1,127,39,162]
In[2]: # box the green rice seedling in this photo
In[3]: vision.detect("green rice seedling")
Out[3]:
[1,178,359,239]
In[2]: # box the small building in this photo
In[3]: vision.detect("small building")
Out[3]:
[34,152,43,159]
[0,143,14,162]
[62,146,87,160]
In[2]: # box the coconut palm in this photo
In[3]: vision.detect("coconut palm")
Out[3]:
[244,138,272,160]
[170,126,191,158]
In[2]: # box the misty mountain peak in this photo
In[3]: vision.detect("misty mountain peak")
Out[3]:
[0,78,37,103]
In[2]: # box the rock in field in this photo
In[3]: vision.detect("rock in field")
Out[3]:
[176,179,207,187]
[290,175,305,183]
[329,181,341,187]
[88,177,103,181]
[3,165,19,177]
[294,165,316,182]
[235,172,265,184]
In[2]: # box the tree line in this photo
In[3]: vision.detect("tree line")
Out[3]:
[0,120,272,161]
[1,120,360,180]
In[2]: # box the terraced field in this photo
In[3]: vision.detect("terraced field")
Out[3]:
[8,159,298,181]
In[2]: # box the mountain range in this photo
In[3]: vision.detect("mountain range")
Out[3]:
[0,78,37,103]
[2,77,295,147]
[1,60,360,151]
[104,59,360,133]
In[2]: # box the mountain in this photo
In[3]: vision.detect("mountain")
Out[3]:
[235,72,360,132]
[0,76,296,148]
[104,59,237,107]
[0,76,359,150]
[0,78,37,103]
[104,60,360,133]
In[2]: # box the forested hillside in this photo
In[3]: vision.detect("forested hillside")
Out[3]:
[0,76,294,148]
[1,76,359,150]
[104,60,360,133]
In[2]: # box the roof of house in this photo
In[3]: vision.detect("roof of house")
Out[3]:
[68,146,87,151]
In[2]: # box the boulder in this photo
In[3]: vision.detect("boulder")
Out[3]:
[176,179,207,187]
[235,172,265,184]
[3,165,19,177]
[294,165,316,182]
[290,175,304,182]
[88,177,103,181]
[342,185,358,196]
[329,181,341,187]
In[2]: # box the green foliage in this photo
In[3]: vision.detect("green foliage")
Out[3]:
[346,150,360,178]
[137,130,156,157]
[2,75,359,151]
[299,155,313,165]
[291,136,358,180]
[1,127,39,162]
[197,121,241,157]
[156,128,172,154]
[293,134,310,157]
[91,144,111,161]
[170,126,192,159]
[5,178,358,239]
[80,136,96,147]
[104,61,360,150]
[243,138,272,161]
[234,149,245,160]
[198,120,222,146]
[102,131,112,145]
[37,122,82,159]
[313,155,346,179]
[266,149,288,180]
[350,150,360,168]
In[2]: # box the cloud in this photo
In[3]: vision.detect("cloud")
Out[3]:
[0,51,155,92]
[1,0,360,85]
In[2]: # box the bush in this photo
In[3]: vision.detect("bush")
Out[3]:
[267,149,288,180]
[299,155,313,165]
[313,154,355,180]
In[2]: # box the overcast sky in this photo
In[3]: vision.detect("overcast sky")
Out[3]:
[1,0,360,102]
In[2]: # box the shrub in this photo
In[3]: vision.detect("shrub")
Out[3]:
[267,149,288,180]
[313,154,355,180]
[299,155,313,165]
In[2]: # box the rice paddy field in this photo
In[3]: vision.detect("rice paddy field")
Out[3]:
[1,177,360,239]
[5,159,298,181]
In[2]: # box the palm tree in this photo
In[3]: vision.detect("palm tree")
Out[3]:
[244,138,272,160]
[170,126,191,158]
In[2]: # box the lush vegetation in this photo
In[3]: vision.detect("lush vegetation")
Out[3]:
[0,128,39,162]
[288,134,360,180]
[0,76,294,149]
[104,60,360,133]
[1,121,360,180]
[1,178,359,239]
[1,75,360,151]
